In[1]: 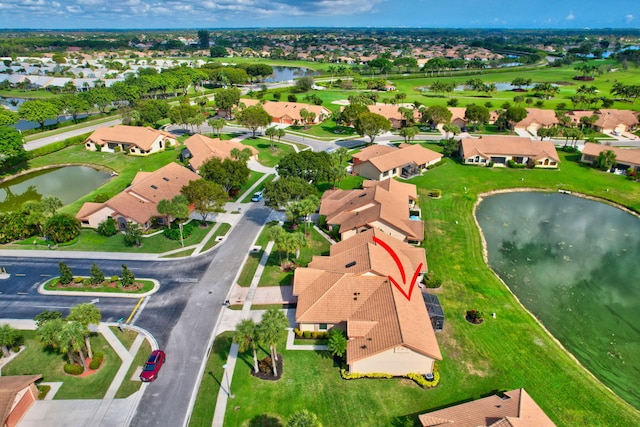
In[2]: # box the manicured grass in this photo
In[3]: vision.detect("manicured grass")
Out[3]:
[188,332,234,427]
[24,145,183,216]
[240,138,295,168]
[289,120,358,139]
[43,278,155,294]
[2,330,121,400]
[258,226,331,287]
[23,114,121,142]
[233,171,265,202]
[237,251,263,287]
[241,174,276,203]
[223,149,640,426]
[114,338,152,399]
[201,222,232,252]
[108,327,138,350]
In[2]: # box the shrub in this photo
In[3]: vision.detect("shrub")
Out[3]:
[93,193,110,203]
[426,159,446,170]
[406,371,440,388]
[258,356,273,374]
[73,276,84,284]
[506,160,526,169]
[428,189,441,198]
[310,331,319,339]
[293,328,302,337]
[303,331,311,339]
[163,222,194,240]
[488,161,494,167]
[97,217,118,236]
[340,368,393,380]
[64,363,84,375]
[89,351,104,369]
[287,94,298,102]
[110,276,119,283]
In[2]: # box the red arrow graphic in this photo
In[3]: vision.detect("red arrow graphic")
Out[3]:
[373,236,423,302]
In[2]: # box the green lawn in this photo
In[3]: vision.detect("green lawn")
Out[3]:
[258,225,331,287]
[114,338,152,399]
[241,174,276,203]
[200,222,233,253]
[108,327,138,350]
[221,148,640,426]
[239,138,295,168]
[188,332,234,427]
[2,330,121,400]
[237,251,263,287]
[233,171,265,202]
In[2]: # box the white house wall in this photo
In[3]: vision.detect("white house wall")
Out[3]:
[349,346,435,376]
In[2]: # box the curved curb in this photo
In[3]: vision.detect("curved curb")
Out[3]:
[115,322,160,352]
[38,278,160,299]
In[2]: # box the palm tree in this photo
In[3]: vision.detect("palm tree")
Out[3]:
[268,225,286,265]
[257,308,289,377]
[234,319,259,373]
[58,321,89,372]
[327,329,347,359]
[596,150,617,171]
[0,324,19,356]
[67,303,102,358]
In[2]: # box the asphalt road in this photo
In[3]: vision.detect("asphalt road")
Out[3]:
[23,118,122,151]
[0,202,271,426]
[130,203,272,427]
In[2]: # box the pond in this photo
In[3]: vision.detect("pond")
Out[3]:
[264,66,318,83]
[0,166,112,212]
[476,191,640,410]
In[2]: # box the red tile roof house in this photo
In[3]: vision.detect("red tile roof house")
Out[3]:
[448,107,500,131]
[514,108,559,136]
[320,179,423,244]
[581,142,640,173]
[0,375,42,427]
[352,143,442,180]
[366,104,420,129]
[568,109,639,134]
[239,99,331,125]
[182,134,258,172]
[460,136,560,168]
[76,162,200,230]
[84,125,177,156]
[419,388,556,427]
[293,228,442,376]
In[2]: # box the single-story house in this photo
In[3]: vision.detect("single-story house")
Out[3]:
[581,142,640,173]
[514,108,559,136]
[592,109,637,134]
[320,179,424,243]
[366,104,420,129]
[419,388,556,427]
[447,107,500,131]
[84,125,177,156]
[0,375,43,427]
[76,162,200,230]
[460,136,560,168]
[181,134,258,172]
[352,143,442,180]
[293,229,441,376]
[238,99,331,125]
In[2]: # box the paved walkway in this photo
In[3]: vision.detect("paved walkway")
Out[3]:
[0,319,156,427]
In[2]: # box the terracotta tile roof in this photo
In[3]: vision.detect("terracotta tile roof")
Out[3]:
[367,104,420,121]
[184,134,257,170]
[239,99,331,122]
[362,143,442,174]
[352,145,397,163]
[293,229,440,363]
[0,375,42,425]
[85,125,175,151]
[581,142,640,166]
[320,180,424,242]
[77,162,200,226]
[594,109,639,129]
[515,108,559,128]
[419,388,556,427]
[460,136,560,163]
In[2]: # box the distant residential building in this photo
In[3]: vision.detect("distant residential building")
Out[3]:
[84,125,177,156]
[239,99,331,125]
[181,134,258,172]
[320,179,423,243]
[76,162,200,230]
[460,136,559,168]
[366,104,420,129]
[514,108,559,136]
[567,109,639,134]
[352,143,442,180]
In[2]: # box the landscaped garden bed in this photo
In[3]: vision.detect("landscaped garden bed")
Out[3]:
[43,277,155,294]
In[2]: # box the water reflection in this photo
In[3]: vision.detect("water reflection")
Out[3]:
[476,191,640,409]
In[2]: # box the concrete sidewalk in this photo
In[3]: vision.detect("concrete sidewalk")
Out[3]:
[0,319,155,427]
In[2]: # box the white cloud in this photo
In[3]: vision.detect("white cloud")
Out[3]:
[625,14,634,23]
[566,10,575,21]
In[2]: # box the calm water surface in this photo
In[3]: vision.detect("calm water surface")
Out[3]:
[0,166,111,212]
[476,191,640,409]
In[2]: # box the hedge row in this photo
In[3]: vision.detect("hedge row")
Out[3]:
[340,368,440,388]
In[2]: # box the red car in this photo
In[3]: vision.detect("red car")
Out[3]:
[140,350,166,382]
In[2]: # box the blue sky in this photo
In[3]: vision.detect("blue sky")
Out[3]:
[0,0,638,29]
